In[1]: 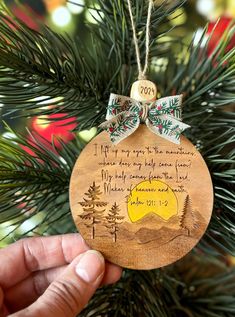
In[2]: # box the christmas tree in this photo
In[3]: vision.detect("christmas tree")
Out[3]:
[0,1,235,316]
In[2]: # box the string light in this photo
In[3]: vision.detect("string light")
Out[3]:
[196,0,215,17]
[67,0,84,14]
[51,6,72,27]
[78,127,97,142]
[86,5,103,24]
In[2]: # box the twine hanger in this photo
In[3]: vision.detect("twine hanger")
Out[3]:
[127,0,153,80]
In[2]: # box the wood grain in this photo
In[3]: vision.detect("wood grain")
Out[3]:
[130,80,157,101]
[70,125,213,270]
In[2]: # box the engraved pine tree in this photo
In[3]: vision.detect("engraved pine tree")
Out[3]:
[105,202,124,242]
[180,195,198,236]
[79,182,107,239]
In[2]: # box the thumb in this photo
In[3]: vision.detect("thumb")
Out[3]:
[11,250,105,317]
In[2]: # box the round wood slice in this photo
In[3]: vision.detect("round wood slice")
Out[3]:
[70,125,213,270]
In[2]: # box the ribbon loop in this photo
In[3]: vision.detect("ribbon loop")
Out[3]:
[100,94,190,145]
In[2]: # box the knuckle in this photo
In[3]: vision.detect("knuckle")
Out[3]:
[21,239,39,272]
[47,279,84,315]
[33,270,49,296]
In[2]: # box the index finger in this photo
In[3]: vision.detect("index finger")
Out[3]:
[0,233,89,289]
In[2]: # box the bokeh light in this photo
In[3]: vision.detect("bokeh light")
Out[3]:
[78,127,97,142]
[196,0,215,17]
[85,4,103,24]
[67,0,84,14]
[51,6,72,27]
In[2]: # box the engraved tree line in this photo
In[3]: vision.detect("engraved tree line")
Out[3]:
[79,182,123,241]
[105,203,124,242]
[79,182,107,239]
[179,195,199,236]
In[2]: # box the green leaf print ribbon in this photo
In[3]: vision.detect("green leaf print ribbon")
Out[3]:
[99,93,190,145]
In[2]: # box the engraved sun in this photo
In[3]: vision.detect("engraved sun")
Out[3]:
[127,180,178,222]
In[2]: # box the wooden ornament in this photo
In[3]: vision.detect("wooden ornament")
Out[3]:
[130,80,157,102]
[70,125,213,270]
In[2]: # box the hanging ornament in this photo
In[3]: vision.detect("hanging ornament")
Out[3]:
[70,1,213,269]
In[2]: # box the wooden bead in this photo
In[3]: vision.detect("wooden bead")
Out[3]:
[130,80,157,101]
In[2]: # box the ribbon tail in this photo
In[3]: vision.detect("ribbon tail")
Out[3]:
[146,116,190,144]
[99,113,140,145]
[152,95,183,120]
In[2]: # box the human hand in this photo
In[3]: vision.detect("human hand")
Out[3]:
[0,234,122,317]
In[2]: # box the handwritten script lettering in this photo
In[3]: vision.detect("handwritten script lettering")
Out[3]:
[93,144,195,197]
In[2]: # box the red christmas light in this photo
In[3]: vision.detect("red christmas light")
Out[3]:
[21,113,77,157]
[11,4,45,31]
[207,16,235,55]
[31,113,77,149]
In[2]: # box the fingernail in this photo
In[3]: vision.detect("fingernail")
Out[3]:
[75,250,104,283]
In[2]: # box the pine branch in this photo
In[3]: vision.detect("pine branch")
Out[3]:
[160,24,235,121]
[195,112,235,256]
[0,126,85,241]
[0,0,186,131]
[80,253,235,317]
[149,24,235,256]
[0,2,102,130]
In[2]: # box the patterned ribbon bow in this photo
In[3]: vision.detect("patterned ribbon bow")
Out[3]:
[100,93,190,145]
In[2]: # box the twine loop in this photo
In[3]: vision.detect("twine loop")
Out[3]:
[127,0,153,80]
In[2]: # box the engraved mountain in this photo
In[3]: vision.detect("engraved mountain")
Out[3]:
[127,180,178,222]
[78,183,207,247]
[118,202,207,246]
